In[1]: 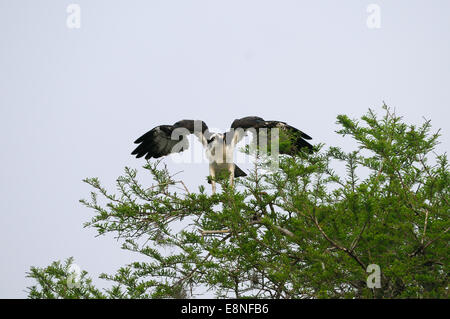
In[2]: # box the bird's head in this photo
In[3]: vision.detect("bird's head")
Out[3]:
[207,133,224,145]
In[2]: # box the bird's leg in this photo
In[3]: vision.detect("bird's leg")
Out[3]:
[212,180,216,195]
[229,164,235,189]
[209,164,216,195]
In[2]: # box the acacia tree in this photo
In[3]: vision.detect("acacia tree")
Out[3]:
[27,106,449,298]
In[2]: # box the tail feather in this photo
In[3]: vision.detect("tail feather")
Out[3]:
[207,164,247,184]
[234,164,247,178]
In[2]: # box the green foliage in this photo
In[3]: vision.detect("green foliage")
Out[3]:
[27,106,449,298]
[27,257,105,299]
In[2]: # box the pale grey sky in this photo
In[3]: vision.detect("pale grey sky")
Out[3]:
[0,0,449,298]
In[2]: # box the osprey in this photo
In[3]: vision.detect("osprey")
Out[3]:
[132,116,313,194]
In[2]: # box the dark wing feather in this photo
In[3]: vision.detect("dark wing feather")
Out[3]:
[229,116,265,144]
[132,120,209,160]
[131,125,180,159]
[230,116,313,154]
[256,121,313,154]
[230,116,265,130]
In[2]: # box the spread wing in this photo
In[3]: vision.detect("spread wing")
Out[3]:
[131,120,210,160]
[230,116,313,154]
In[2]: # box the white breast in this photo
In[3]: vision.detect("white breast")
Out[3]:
[206,135,235,164]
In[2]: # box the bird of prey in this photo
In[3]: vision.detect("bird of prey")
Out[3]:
[131,116,313,194]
